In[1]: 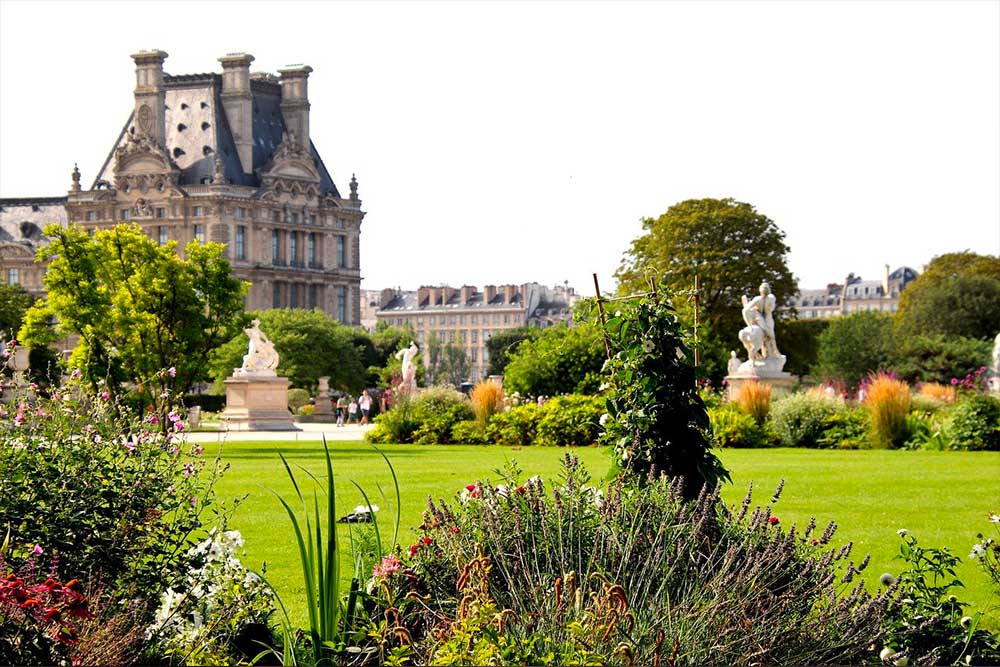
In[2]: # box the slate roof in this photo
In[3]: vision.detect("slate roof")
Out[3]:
[93,73,339,196]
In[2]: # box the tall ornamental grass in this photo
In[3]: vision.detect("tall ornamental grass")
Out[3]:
[919,382,957,404]
[864,373,911,449]
[735,380,772,425]
[470,381,505,427]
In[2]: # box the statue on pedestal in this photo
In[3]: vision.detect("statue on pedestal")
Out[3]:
[736,281,786,374]
[990,332,1000,395]
[395,342,419,393]
[236,319,279,375]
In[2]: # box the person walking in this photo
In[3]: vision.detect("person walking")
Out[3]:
[348,396,358,424]
[336,394,347,427]
[359,389,372,425]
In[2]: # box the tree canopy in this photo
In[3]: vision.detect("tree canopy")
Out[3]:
[209,308,368,393]
[615,198,796,381]
[815,311,894,389]
[503,323,604,397]
[0,283,33,340]
[485,326,541,376]
[20,224,247,416]
[895,252,1000,340]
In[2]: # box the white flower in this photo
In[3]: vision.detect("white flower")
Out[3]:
[641,340,655,353]
[879,647,895,662]
[599,413,610,426]
[969,543,986,559]
[599,382,610,392]
[496,484,509,498]
[879,573,896,586]
[988,513,1000,523]
[894,656,909,667]
[960,616,972,628]
[897,528,908,537]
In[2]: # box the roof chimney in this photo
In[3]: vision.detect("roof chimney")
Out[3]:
[219,53,255,174]
[130,50,168,147]
[278,65,313,151]
[484,285,497,303]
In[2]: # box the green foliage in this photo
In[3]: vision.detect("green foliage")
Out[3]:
[0,283,33,339]
[20,224,247,421]
[0,380,228,623]
[882,531,1000,666]
[484,404,541,447]
[383,456,894,666]
[816,311,894,389]
[615,198,796,383]
[599,284,728,498]
[775,318,829,378]
[816,406,870,450]
[945,394,1000,451]
[424,331,470,387]
[209,309,367,394]
[896,251,1000,341]
[484,327,541,376]
[449,420,489,445]
[367,387,473,445]
[287,388,311,412]
[533,394,604,447]
[708,405,773,448]
[770,393,842,448]
[502,323,604,397]
[891,334,991,385]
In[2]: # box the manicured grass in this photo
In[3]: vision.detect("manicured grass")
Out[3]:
[209,442,1000,630]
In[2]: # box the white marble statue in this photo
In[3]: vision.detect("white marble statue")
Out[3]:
[727,350,741,375]
[990,332,1000,395]
[237,318,279,375]
[395,342,419,392]
[735,281,786,374]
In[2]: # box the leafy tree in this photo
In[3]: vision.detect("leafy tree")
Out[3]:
[815,311,894,389]
[485,326,541,376]
[775,318,830,378]
[890,335,991,385]
[209,309,368,393]
[0,283,33,339]
[503,324,604,397]
[439,341,471,387]
[896,273,1000,341]
[20,224,247,420]
[615,198,796,382]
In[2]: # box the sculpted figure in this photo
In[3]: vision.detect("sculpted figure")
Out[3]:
[740,281,780,361]
[238,318,279,374]
[727,350,741,375]
[395,342,419,392]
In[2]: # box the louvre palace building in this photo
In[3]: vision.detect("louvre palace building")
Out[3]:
[0,50,364,324]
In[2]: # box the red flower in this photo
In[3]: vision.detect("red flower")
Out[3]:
[408,544,419,557]
[449,527,460,534]
[465,484,476,492]
[768,516,779,525]
[515,486,526,494]
[421,536,433,545]
[43,607,61,621]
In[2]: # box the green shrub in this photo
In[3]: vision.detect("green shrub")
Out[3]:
[910,394,949,415]
[534,394,604,447]
[709,405,771,448]
[450,420,489,445]
[903,412,952,451]
[484,404,540,447]
[770,393,842,448]
[816,311,894,389]
[891,335,991,385]
[367,393,420,444]
[182,393,226,413]
[367,386,473,445]
[945,394,1000,451]
[503,324,605,397]
[287,388,310,411]
[816,406,869,449]
[414,403,475,445]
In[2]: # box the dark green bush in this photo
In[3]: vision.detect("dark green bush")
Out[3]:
[182,393,226,413]
[484,404,540,447]
[534,394,604,447]
[770,393,842,448]
[816,406,869,449]
[708,405,772,448]
[502,324,605,397]
[891,335,991,385]
[945,394,1000,451]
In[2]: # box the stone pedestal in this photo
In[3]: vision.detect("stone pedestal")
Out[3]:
[725,370,795,401]
[221,373,298,431]
[313,376,333,416]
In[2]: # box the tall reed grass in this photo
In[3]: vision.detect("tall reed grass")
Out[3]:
[864,373,911,449]
[918,382,957,404]
[736,380,772,425]
[470,381,505,427]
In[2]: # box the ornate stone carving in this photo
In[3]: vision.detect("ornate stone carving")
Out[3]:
[71,163,81,192]
[133,198,153,218]
[137,104,154,135]
[235,318,280,375]
[736,281,785,373]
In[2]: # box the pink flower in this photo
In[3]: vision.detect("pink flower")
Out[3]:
[173,421,185,432]
[189,496,197,507]
[183,462,195,478]
[167,367,177,377]
[124,439,136,455]
[372,554,403,579]
[950,378,959,385]
[192,445,203,456]
[170,445,180,455]
[32,544,43,555]
[167,485,176,494]
[100,391,110,401]
[147,415,159,425]
[167,411,181,423]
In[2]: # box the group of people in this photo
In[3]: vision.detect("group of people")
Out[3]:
[334,390,372,426]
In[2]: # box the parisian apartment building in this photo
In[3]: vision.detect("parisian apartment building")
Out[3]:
[0,50,364,324]
[373,283,580,382]
[787,265,919,319]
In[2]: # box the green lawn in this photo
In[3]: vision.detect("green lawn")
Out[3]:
[210,442,1000,630]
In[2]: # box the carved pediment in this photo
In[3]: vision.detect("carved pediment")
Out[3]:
[113,134,184,197]
[0,242,35,260]
[261,129,321,189]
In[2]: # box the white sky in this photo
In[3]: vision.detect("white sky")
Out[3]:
[1,0,998,295]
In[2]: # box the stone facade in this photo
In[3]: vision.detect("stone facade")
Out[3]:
[787,266,919,319]
[0,51,364,324]
[375,283,579,382]
[0,198,67,297]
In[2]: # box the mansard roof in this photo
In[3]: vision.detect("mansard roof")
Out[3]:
[93,73,339,196]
